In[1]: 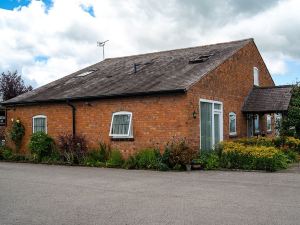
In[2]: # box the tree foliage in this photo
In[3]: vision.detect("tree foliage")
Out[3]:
[0,71,33,101]
[281,83,300,138]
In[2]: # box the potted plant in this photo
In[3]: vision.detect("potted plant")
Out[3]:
[191,158,203,170]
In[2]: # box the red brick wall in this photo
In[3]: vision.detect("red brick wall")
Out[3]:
[5,40,275,156]
[6,94,189,157]
[186,41,275,149]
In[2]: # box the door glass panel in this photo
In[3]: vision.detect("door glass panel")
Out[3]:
[201,102,212,151]
[214,103,221,110]
[214,113,220,145]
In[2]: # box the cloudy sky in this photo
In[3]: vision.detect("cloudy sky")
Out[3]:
[0,0,299,87]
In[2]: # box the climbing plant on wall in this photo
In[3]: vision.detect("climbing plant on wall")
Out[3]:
[9,118,25,152]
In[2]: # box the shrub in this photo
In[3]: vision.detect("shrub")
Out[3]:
[166,138,197,169]
[283,149,299,163]
[9,119,25,151]
[220,141,289,171]
[0,146,14,160]
[285,137,300,153]
[28,132,55,161]
[135,148,160,169]
[106,149,124,168]
[57,134,88,164]
[200,151,220,170]
[84,142,111,167]
[123,155,138,169]
[234,137,275,147]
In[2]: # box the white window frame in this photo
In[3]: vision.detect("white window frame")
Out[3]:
[199,99,223,149]
[109,111,133,138]
[229,112,237,136]
[267,114,272,132]
[254,114,260,133]
[275,113,282,136]
[253,67,259,86]
[32,115,47,134]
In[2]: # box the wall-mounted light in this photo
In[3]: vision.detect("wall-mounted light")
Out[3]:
[192,111,197,119]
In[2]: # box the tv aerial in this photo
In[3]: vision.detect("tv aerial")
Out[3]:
[97,40,109,60]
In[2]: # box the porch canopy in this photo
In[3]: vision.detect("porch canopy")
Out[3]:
[242,85,292,114]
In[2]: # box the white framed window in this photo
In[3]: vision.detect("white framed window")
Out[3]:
[229,112,237,136]
[253,67,259,86]
[275,113,282,136]
[254,114,260,133]
[199,99,223,150]
[267,114,272,132]
[109,111,133,138]
[32,115,47,133]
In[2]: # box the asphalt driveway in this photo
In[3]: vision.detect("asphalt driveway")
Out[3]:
[0,162,299,225]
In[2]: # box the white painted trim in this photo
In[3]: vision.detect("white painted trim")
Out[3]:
[253,67,259,86]
[254,114,260,133]
[199,99,223,150]
[109,111,133,138]
[267,114,272,132]
[229,112,237,136]
[32,115,47,134]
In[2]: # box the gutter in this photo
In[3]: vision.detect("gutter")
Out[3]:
[1,89,186,106]
[66,100,76,136]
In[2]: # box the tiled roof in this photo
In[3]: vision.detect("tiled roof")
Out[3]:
[3,39,252,105]
[242,85,292,113]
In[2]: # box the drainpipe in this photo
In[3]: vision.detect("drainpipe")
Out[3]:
[66,100,76,136]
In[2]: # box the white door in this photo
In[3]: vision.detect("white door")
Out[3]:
[200,99,223,151]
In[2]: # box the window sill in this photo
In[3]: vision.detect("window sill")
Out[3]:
[229,134,238,138]
[110,137,134,142]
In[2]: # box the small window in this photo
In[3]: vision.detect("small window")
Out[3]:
[254,114,260,133]
[32,115,47,133]
[109,112,133,138]
[253,67,259,86]
[267,114,272,132]
[229,112,237,136]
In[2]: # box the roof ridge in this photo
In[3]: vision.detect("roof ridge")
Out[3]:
[104,38,254,61]
[256,85,293,89]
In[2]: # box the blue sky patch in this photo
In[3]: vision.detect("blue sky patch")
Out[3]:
[0,0,53,12]
[34,55,49,63]
[273,60,300,85]
[0,0,31,10]
[80,4,95,17]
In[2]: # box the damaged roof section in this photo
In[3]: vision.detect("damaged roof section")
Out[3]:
[3,39,252,105]
[242,85,293,113]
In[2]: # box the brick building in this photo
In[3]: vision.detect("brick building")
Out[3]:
[2,39,292,156]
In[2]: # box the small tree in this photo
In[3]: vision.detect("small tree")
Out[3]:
[281,83,300,138]
[0,71,32,101]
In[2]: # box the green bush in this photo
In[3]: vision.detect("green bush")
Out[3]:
[283,149,299,163]
[84,142,111,167]
[135,148,160,169]
[28,132,55,161]
[200,151,220,170]
[0,146,14,160]
[123,155,138,169]
[106,149,124,168]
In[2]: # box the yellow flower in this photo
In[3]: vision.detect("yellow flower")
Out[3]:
[16,120,20,123]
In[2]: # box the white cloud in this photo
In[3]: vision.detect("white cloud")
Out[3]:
[0,0,299,87]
